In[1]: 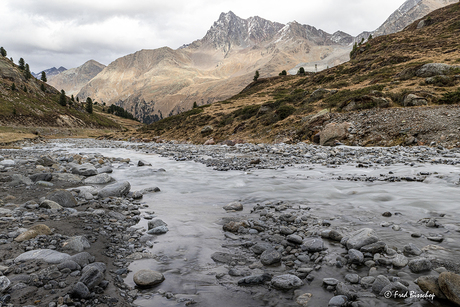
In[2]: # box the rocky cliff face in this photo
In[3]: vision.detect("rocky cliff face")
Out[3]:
[48,60,105,96]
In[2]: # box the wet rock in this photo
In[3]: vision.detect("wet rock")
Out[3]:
[345,274,359,284]
[237,273,272,285]
[382,212,392,217]
[29,173,52,182]
[260,249,282,266]
[0,276,11,293]
[57,260,81,271]
[14,224,52,242]
[223,221,246,233]
[147,226,169,234]
[392,254,408,268]
[379,282,408,297]
[211,252,246,264]
[46,190,78,208]
[302,237,324,252]
[97,166,113,174]
[251,242,272,255]
[15,249,70,264]
[346,228,379,250]
[408,258,432,273]
[223,201,243,211]
[133,269,165,287]
[372,275,391,294]
[69,252,95,267]
[271,274,303,290]
[360,241,386,254]
[348,249,364,264]
[323,278,339,287]
[79,266,104,289]
[403,243,422,256]
[137,160,152,167]
[148,219,167,229]
[98,181,131,198]
[83,173,114,184]
[62,236,91,252]
[416,275,447,300]
[70,282,91,299]
[438,272,460,305]
[39,199,62,210]
[287,234,303,245]
[328,295,347,306]
[71,163,98,176]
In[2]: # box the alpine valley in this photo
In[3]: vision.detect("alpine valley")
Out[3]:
[46,0,459,124]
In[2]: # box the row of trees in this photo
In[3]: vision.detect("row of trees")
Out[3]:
[59,89,93,113]
[106,104,135,120]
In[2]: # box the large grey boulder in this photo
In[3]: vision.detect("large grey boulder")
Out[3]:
[345,228,379,250]
[15,249,70,264]
[320,122,353,146]
[98,181,131,198]
[416,63,459,77]
[403,94,427,107]
[408,258,432,273]
[302,237,325,252]
[83,173,114,184]
[133,269,165,287]
[46,190,78,208]
[71,163,98,176]
[438,272,460,305]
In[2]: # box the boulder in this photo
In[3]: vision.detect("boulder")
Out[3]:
[260,249,282,266]
[320,122,353,146]
[14,249,70,264]
[62,236,91,252]
[133,270,165,287]
[271,274,303,290]
[438,272,460,305]
[223,201,243,211]
[46,190,78,208]
[98,181,131,198]
[70,282,91,299]
[71,163,98,176]
[302,237,325,252]
[403,94,427,107]
[416,275,447,300]
[201,125,214,136]
[416,63,458,77]
[0,276,11,293]
[83,173,114,184]
[14,224,52,242]
[39,199,62,210]
[346,228,379,250]
[29,173,52,182]
[79,266,104,289]
[408,258,432,273]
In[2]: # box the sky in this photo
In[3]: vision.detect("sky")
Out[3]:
[1,0,407,73]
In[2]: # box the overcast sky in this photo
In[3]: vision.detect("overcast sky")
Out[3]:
[1,0,406,73]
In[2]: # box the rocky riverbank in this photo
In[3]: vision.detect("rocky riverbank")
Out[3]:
[1,138,460,307]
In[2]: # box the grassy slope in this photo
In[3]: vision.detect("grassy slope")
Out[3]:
[136,3,460,144]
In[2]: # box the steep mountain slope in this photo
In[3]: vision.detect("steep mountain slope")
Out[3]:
[77,12,354,124]
[0,55,119,130]
[48,60,106,96]
[136,3,460,147]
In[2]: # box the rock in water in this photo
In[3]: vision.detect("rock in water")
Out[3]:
[223,201,243,211]
[416,276,447,300]
[133,270,165,287]
[438,272,460,305]
[71,163,98,176]
[346,228,378,250]
[83,173,114,184]
[271,274,303,290]
[98,181,131,198]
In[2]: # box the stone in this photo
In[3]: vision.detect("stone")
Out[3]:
[320,122,353,146]
[416,63,458,77]
[211,252,247,264]
[98,181,131,198]
[98,166,113,174]
[201,125,214,135]
[57,260,81,271]
[360,241,386,254]
[302,237,324,252]
[39,199,63,210]
[328,295,347,306]
[379,282,408,297]
[237,273,272,285]
[14,224,52,242]
[323,278,339,287]
[70,282,91,299]
[79,266,104,289]
[271,274,303,290]
[296,293,313,306]
[348,249,364,264]
[223,221,246,233]
[345,274,359,284]
[46,190,78,208]
[137,160,152,167]
[83,173,114,184]
[251,242,272,255]
[408,258,432,273]
[438,272,460,305]
[148,219,167,229]
[0,276,11,293]
[223,201,243,211]
[372,275,391,294]
[0,160,15,167]
[147,226,169,234]
[287,234,303,245]
[15,249,70,264]
[392,254,408,268]
[29,173,52,182]
[133,269,165,287]
[416,275,447,300]
[52,173,84,183]
[403,243,422,256]
[37,156,56,167]
[62,236,91,252]
[71,163,98,176]
[69,252,95,267]
[260,249,282,266]
[403,94,427,107]
[346,228,379,250]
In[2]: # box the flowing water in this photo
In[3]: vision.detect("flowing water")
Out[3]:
[42,141,460,306]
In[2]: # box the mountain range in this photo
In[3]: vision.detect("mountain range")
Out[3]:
[47,0,459,123]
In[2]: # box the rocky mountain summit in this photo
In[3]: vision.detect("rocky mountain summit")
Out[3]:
[32,66,67,79]
[48,60,106,96]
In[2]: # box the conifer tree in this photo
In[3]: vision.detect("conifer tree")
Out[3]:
[11,83,16,91]
[24,64,32,80]
[41,71,47,82]
[253,70,259,82]
[0,47,6,57]
[86,97,93,113]
[18,58,25,70]
[41,83,46,92]
[193,101,198,108]
[59,90,67,107]
[297,67,305,75]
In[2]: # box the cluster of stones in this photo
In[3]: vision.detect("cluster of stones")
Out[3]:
[0,149,166,306]
[212,200,460,306]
